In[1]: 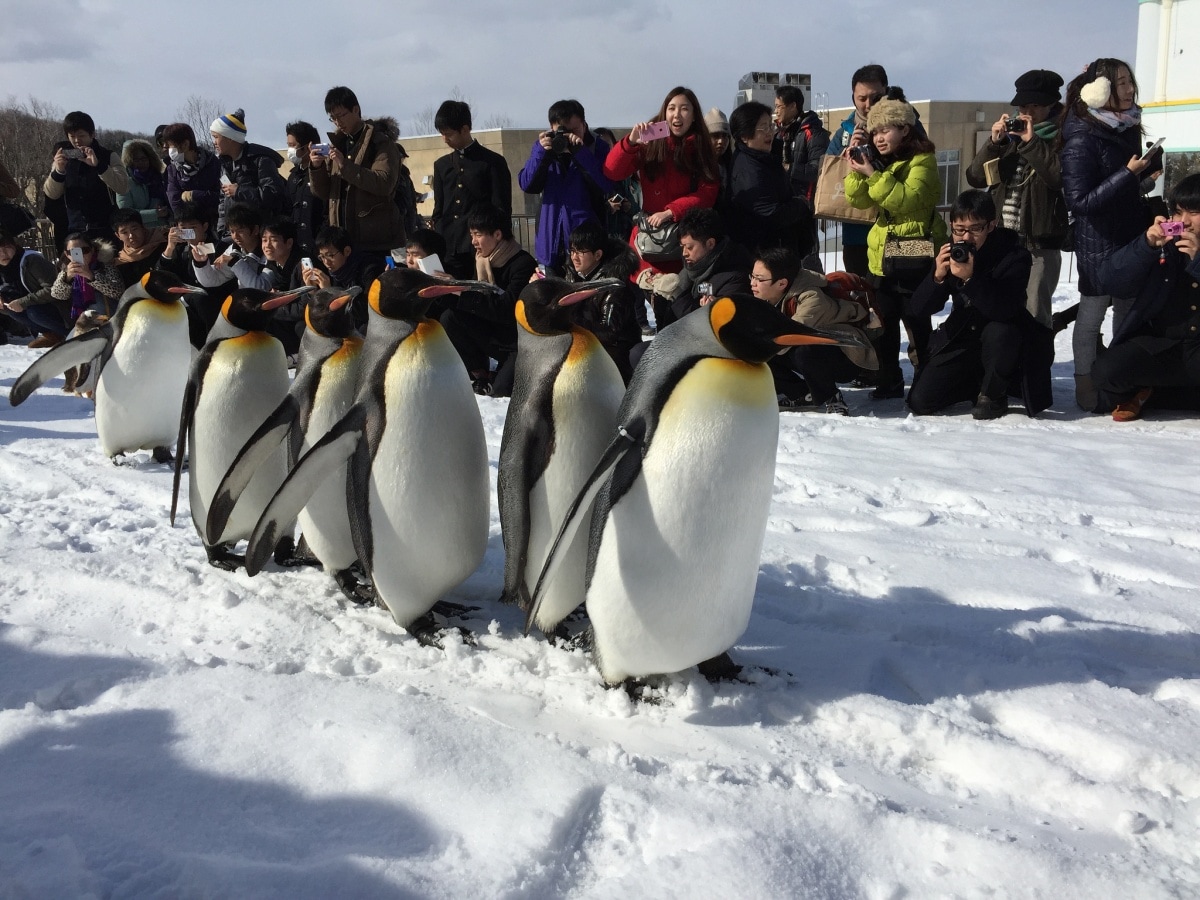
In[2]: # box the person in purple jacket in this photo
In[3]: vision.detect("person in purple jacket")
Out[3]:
[518,99,612,275]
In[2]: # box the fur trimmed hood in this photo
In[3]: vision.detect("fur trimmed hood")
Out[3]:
[371,116,401,142]
[599,238,640,281]
[122,139,165,175]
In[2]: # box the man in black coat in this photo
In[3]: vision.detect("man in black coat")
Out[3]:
[42,110,129,247]
[906,190,1052,419]
[430,101,512,279]
[210,109,288,242]
[439,205,536,397]
[1092,174,1200,421]
[642,207,751,328]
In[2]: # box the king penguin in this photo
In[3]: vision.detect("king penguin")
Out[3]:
[498,276,627,635]
[170,285,311,569]
[527,295,871,685]
[9,270,207,462]
[243,268,496,641]
[205,286,370,601]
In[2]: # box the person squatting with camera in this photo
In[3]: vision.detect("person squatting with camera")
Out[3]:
[1089,174,1200,422]
[904,190,1053,420]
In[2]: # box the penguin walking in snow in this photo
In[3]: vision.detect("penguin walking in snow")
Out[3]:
[498,276,627,635]
[9,271,207,462]
[205,286,371,602]
[170,286,312,570]
[243,268,498,643]
[527,295,870,685]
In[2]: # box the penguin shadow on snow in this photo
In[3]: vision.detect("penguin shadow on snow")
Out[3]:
[0,377,96,445]
[749,563,1200,707]
[0,633,437,897]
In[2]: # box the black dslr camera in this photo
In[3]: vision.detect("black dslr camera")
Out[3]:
[549,127,572,155]
[849,143,879,168]
[1004,117,1026,134]
[949,241,974,263]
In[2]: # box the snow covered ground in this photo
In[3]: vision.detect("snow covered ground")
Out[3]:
[1,277,1198,898]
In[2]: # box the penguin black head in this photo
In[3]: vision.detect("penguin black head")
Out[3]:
[706,294,869,364]
[515,276,625,335]
[221,286,312,333]
[304,286,361,338]
[368,267,503,322]
[127,270,208,305]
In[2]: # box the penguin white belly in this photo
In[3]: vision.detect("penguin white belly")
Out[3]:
[366,323,489,626]
[296,345,361,571]
[95,303,190,456]
[587,358,779,683]
[191,334,290,544]
[526,337,624,631]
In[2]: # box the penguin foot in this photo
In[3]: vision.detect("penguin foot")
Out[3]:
[548,620,593,649]
[333,569,376,606]
[272,535,318,568]
[110,452,127,466]
[151,446,173,464]
[408,614,475,649]
[619,678,668,705]
[696,652,744,683]
[205,545,246,571]
[285,534,322,567]
[430,600,481,622]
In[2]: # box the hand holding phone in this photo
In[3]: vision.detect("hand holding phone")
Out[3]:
[640,121,671,142]
[1141,137,1166,161]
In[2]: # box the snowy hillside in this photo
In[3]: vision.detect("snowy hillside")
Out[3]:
[1,282,1198,898]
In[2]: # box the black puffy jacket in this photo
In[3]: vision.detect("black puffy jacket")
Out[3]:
[1060,112,1148,295]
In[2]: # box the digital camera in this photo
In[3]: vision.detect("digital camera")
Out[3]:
[549,127,571,155]
[1161,220,1186,238]
[312,143,330,157]
[948,241,974,263]
[849,144,877,166]
[1004,118,1026,134]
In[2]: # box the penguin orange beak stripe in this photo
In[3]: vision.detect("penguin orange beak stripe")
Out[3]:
[168,285,208,295]
[418,284,469,298]
[774,333,842,346]
[328,291,354,311]
[558,288,599,307]
[260,287,312,310]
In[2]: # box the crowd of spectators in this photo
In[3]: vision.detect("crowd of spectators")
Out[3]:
[1,63,1196,420]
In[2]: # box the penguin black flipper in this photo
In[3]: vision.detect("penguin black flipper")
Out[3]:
[525,424,643,635]
[244,404,367,576]
[171,343,217,526]
[205,395,301,545]
[497,353,560,608]
[8,325,114,406]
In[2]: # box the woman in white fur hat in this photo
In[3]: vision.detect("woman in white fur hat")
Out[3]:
[1059,57,1160,410]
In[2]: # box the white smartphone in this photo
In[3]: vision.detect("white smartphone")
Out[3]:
[416,253,444,275]
[219,172,232,186]
[1141,137,1166,161]
[179,228,197,241]
[301,257,313,270]
[69,247,85,265]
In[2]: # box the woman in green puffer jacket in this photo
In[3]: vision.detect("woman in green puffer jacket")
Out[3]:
[844,98,946,397]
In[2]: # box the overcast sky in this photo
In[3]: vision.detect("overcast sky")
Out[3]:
[3,0,1138,143]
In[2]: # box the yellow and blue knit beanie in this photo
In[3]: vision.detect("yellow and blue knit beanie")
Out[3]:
[210,109,247,143]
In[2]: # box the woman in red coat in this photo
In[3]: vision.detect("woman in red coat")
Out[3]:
[604,86,720,282]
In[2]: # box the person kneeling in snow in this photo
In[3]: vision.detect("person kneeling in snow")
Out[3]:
[905,190,1053,420]
[1091,173,1200,422]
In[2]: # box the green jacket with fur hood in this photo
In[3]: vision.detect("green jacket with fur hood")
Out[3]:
[844,151,947,277]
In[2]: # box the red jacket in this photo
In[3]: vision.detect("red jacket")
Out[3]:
[603,133,718,219]
[604,133,718,274]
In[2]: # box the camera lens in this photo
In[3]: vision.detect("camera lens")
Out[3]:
[949,242,972,263]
